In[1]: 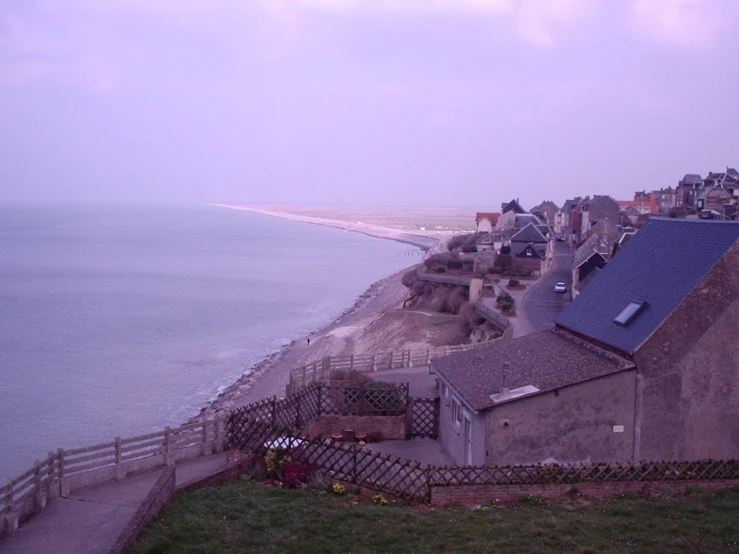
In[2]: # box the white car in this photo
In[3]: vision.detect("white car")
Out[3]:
[554,282,567,293]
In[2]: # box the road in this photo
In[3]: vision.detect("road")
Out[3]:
[521,240,574,332]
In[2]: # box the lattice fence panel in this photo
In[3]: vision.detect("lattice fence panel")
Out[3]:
[320,384,407,416]
[409,397,439,438]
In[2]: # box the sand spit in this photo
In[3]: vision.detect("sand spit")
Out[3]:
[211,204,442,251]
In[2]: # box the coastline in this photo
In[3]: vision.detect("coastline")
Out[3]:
[210,204,441,251]
[192,205,444,421]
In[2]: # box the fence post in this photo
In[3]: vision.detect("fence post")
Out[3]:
[201,421,210,457]
[33,460,46,513]
[214,415,224,454]
[295,392,302,429]
[427,348,430,364]
[372,353,377,372]
[46,451,58,500]
[58,448,68,496]
[4,478,18,534]
[114,436,124,481]
[164,427,174,467]
[350,354,354,370]
[408,350,413,368]
[433,398,441,439]
[352,445,358,484]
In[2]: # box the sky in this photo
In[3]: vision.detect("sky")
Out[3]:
[1,0,738,210]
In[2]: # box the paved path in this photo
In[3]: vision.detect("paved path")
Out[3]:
[0,453,232,554]
[519,240,574,333]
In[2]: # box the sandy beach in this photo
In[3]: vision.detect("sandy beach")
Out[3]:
[193,204,471,420]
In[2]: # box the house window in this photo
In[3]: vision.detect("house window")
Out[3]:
[526,250,531,256]
[614,301,647,326]
[451,398,462,425]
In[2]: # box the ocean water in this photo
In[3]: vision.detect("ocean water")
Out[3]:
[0,204,418,478]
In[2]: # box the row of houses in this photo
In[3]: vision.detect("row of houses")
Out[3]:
[431,218,739,467]
[474,200,554,276]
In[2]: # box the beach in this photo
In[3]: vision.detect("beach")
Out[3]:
[194,204,473,420]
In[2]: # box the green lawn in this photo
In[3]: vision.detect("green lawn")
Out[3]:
[128,481,739,554]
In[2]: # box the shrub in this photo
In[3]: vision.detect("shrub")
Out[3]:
[329,369,373,383]
[332,483,346,496]
[372,495,389,506]
[401,268,418,288]
[461,245,477,253]
[508,279,520,287]
[500,301,513,313]
[280,462,317,488]
[496,292,512,303]
[265,448,291,477]
[435,266,446,273]
[446,287,468,314]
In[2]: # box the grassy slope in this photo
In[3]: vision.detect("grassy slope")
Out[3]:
[127,481,739,554]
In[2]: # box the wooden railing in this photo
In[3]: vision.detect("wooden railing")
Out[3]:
[0,417,226,537]
[475,302,514,340]
[416,268,472,287]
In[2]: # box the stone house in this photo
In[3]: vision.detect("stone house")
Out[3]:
[530,201,560,226]
[496,199,526,231]
[509,223,551,276]
[704,186,733,214]
[580,196,620,241]
[431,218,739,466]
[475,212,500,233]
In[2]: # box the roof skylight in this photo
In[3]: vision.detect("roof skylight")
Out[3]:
[614,301,647,326]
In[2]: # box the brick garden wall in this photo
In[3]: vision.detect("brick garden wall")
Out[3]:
[429,478,739,505]
[303,415,406,441]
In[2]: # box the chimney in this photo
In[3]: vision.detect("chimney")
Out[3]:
[501,361,511,396]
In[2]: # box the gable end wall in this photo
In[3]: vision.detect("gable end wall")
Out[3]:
[634,240,739,461]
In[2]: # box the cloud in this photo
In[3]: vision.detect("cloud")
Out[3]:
[631,0,735,48]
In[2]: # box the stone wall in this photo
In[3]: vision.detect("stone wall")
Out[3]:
[485,370,637,466]
[634,241,739,461]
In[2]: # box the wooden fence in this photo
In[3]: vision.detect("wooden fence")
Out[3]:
[1,417,226,537]
[226,382,434,451]
[415,268,473,287]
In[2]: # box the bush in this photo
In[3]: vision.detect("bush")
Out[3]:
[435,266,446,273]
[401,268,418,288]
[496,292,512,303]
[446,287,468,314]
[280,462,317,488]
[508,279,520,287]
[500,301,513,313]
[461,245,477,253]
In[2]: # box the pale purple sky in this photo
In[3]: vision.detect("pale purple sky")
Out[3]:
[1,0,738,209]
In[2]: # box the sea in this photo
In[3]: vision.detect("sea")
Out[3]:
[0,204,420,478]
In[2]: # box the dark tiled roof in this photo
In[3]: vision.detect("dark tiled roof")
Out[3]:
[511,223,547,244]
[432,330,634,411]
[573,234,608,269]
[501,199,526,214]
[680,174,703,186]
[555,218,739,355]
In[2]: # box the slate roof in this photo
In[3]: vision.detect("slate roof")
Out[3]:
[432,330,634,411]
[501,199,526,214]
[555,218,739,355]
[511,223,548,244]
[572,234,609,269]
[680,174,703,186]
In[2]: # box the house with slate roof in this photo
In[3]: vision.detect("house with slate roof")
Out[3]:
[509,223,551,276]
[496,199,527,231]
[431,218,739,466]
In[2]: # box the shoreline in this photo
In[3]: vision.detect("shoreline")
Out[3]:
[210,204,442,252]
[191,205,444,421]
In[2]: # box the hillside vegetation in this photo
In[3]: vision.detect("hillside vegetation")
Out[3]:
[127,481,739,554]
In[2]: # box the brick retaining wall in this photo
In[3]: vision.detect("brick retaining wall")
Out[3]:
[429,478,739,505]
[303,415,406,441]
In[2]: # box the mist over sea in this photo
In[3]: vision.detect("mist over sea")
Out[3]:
[0,204,417,478]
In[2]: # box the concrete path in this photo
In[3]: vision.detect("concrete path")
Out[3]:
[0,453,232,554]
[364,438,454,467]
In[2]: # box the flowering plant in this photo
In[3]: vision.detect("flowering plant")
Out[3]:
[332,483,345,496]
[372,494,388,506]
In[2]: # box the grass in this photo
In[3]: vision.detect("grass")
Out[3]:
[127,482,739,554]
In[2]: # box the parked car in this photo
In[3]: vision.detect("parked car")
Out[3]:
[554,282,567,293]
